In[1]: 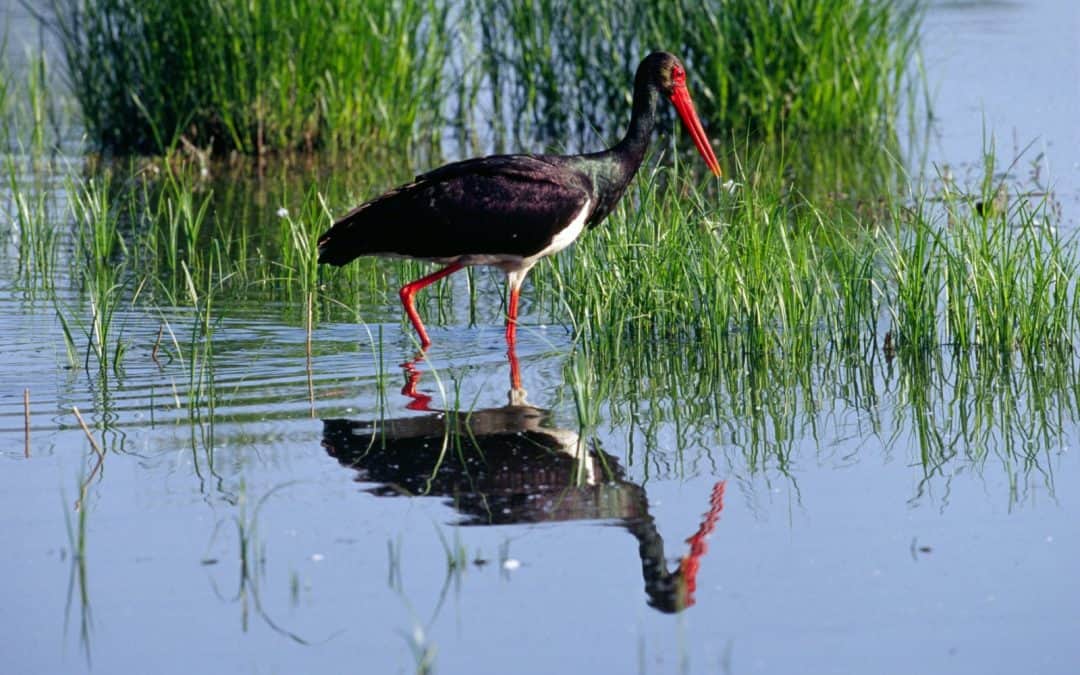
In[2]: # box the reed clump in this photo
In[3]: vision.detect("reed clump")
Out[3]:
[38,0,917,157]
[655,0,921,137]
[471,0,921,150]
[531,141,1078,366]
[886,163,1078,358]
[43,0,448,156]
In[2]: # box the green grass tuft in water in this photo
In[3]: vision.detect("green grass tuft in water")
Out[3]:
[36,0,918,156]
[42,0,449,156]
[471,0,921,150]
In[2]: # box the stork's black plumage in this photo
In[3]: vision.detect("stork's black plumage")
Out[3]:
[317,155,592,265]
[317,51,720,349]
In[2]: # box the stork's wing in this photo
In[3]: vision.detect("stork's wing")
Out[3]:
[317,155,593,266]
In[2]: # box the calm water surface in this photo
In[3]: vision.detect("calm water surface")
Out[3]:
[2,2,1079,673]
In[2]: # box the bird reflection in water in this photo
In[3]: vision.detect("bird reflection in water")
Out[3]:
[321,357,726,613]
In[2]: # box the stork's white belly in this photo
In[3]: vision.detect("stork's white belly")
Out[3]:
[429,197,592,273]
[530,197,591,261]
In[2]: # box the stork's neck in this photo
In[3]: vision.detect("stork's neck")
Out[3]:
[570,78,661,227]
[611,83,660,173]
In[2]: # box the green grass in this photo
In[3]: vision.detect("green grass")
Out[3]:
[38,0,918,157]
[886,148,1078,358]
[6,156,59,292]
[0,149,1073,504]
[43,0,449,155]
[659,0,922,138]
[0,42,65,154]
[469,0,641,150]
[534,151,881,362]
[523,141,1077,364]
[470,0,921,151]
[59,172,129,378]
[6,135,1074,369]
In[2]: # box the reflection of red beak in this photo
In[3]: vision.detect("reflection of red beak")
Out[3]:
[670,84,722,177]
[676,480,727,608]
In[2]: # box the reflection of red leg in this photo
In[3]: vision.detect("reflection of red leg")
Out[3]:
[677,480,726,608]
[399,262,464,348]
[400,357,433,412]
[504,285,520,346]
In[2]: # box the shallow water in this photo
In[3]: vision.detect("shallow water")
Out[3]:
[918,0,1080,230]
[3,284,1076,673]
[3,2,1080,674]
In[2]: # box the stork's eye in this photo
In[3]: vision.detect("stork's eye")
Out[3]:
[671,64,686,87]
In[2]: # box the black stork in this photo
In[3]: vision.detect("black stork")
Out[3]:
[316,51,721,349]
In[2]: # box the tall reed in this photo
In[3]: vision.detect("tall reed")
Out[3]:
[470,0,921,151]
[40,0,918,156]
[652,0,921,137]
[44,0,449,156]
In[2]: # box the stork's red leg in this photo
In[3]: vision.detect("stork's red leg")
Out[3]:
[508,340,522,391]
[504,271,528,390]
[399,262,464,347]
[506,284,523,390]
[505,285,521,346]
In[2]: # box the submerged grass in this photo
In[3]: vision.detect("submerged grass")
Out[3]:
[556,315,1075,501]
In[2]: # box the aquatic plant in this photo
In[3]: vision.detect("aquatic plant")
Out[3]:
[6,157,60,292]
[57,173,130,377]
[886,148,1078,357]
[536,152,880,363]
[0,41,67,154]
[471,0,921,150]
[39,0,917,157]
[42,0,448,155]
[657,0,922,137]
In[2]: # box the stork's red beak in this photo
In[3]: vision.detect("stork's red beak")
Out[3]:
[670,83,722,177]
